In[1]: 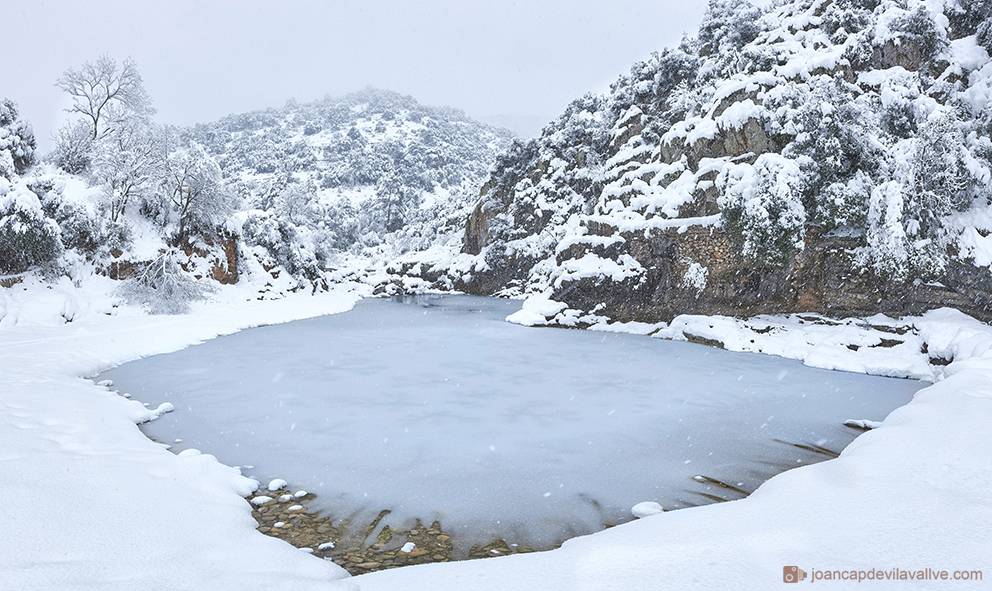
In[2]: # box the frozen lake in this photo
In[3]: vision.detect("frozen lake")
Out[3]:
[102,295,921,553]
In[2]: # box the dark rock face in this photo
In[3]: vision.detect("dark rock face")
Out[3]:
[212,235,240,285]
[545,227,992,324]
[457,202,992,323]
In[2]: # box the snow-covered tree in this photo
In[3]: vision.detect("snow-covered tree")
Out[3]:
[697,0,767,79]
[0,99,36,180]
[865,181,910,279]
[51,56,164,224]
[909,113,972,240]
[275,178,319,226]
[162,141,235,244]
[367,169,410,234]
[780,78,881,205]
[89,121,162,223]
[54,55,155,178]
[720,154,807,268]
[698,0,763,55]
[888,5,949,64]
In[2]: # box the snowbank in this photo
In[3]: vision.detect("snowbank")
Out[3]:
[0,278,367,591]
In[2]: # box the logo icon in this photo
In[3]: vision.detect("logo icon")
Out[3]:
[783,566,807,583]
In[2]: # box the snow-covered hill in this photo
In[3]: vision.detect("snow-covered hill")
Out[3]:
[1,87,514,306]
[182,87,514,265]
[398,0,992,324]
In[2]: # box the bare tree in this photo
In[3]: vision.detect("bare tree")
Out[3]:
[55,54,154,141]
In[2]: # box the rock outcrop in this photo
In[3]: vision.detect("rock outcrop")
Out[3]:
[441,0,992,324]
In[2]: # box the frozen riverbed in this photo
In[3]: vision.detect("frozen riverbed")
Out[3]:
[102,294,921,553]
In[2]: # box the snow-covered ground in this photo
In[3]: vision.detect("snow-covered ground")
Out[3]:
[1,276,366,590]
[2,278,990,590]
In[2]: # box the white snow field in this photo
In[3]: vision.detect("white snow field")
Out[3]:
[0,276,364,590]
[101,295,919,554]
[1,279,990,590]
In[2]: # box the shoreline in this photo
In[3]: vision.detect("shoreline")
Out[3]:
[246,485,541,575]
[244,428,856,576]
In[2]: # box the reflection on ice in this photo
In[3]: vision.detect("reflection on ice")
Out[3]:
[101,295,921,553]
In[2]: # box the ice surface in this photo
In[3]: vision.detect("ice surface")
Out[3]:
[102,295,920,553]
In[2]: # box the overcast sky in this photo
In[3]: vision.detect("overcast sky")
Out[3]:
[6,1,752,151]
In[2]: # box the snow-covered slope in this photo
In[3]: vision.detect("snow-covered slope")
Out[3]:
[183,87,514,265]
[406,0,992,324]
[1,88,514,304]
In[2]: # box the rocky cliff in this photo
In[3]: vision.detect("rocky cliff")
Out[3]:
[435,0,992,323]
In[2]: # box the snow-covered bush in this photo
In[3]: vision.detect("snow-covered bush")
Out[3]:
[241,212,325,286]
[115,249,214,314]
[887,6,948,65]
[0,99,36,179]
[50,121,94,174]
[910,114,973,233]
[52,201,104,253]
[0,188,63,274]
[882,97,919,139]
[37,186,130,255]
[681,262,709,295]
[719,154,807,268]
[697,0,765,77]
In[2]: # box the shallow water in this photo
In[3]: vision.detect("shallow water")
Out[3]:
[102,295,921,553]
